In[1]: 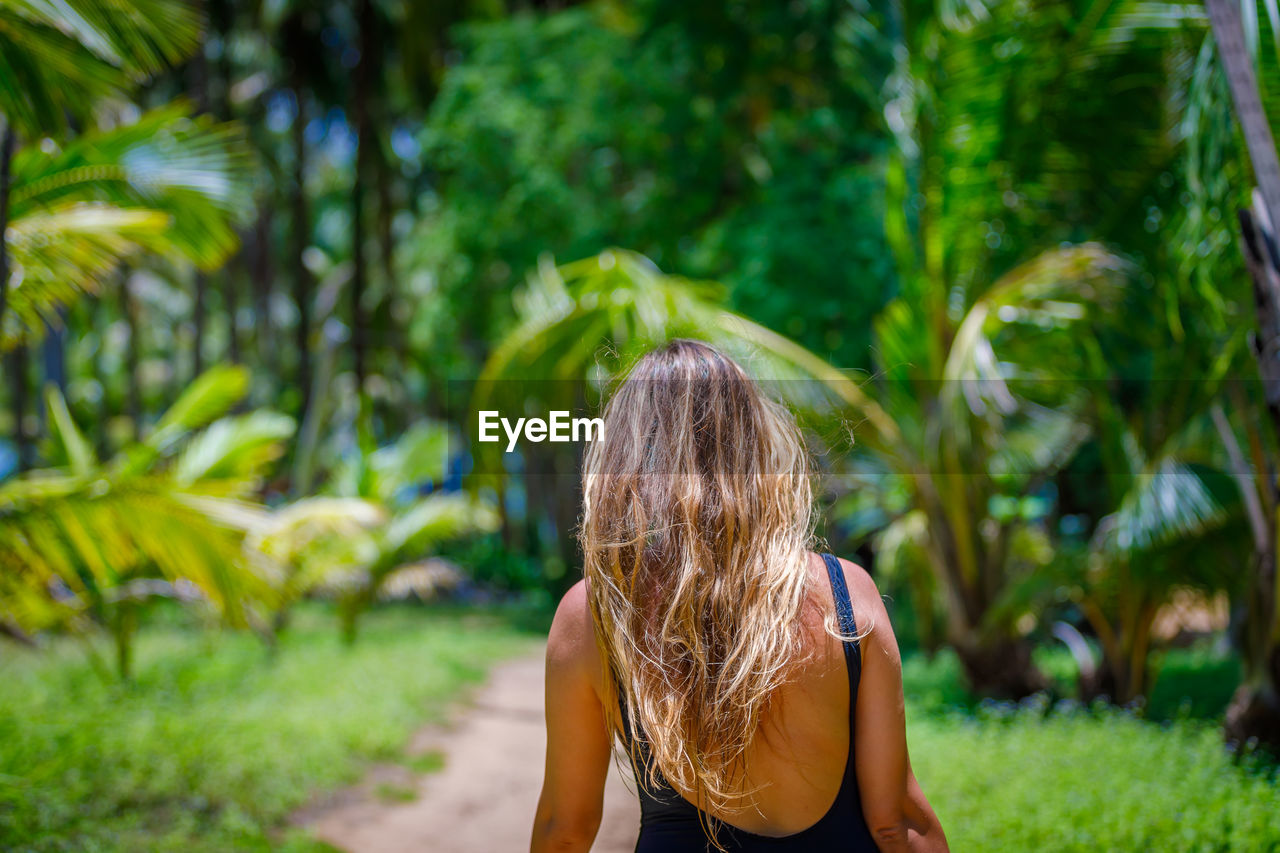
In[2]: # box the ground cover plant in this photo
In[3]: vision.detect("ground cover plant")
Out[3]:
[0,603,544,852]
[903,648,1280,852]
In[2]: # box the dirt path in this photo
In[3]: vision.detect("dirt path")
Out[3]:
[298,649,640,852]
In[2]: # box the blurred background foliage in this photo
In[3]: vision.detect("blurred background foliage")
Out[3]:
[3,0,1280,846]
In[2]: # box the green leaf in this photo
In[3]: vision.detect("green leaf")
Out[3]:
[142,365,251,462]
[366,421,453,503]
[474,250,900,480]
[1100,459,1236,554]
[43,384,96,477]
[173,411,295,492]
[2,204,171,349]
[379,495,498,573]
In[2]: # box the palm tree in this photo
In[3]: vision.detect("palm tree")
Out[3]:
[1035,405,1243,703]
[476,250,885,401]
[1049,39,1256,703]
[0,365,294,678]
[1203,0,1280,749]
[845,246,1126,696]
[833,0,1207,695]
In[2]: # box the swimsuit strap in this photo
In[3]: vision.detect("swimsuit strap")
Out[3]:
[819,553,862,713]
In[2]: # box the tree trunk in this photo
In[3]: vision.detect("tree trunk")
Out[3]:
[1225,545,1280,748]
[339,594,366,646]
[1,120,21,470]
[121,270,142,441]
[290,82,313,422]
[918,495,1046,695]
[950,632,1048,699]
[212,0,234,120]
[350,0,376,404]
[6,343,30,471]
[1206,0,1280,753]
[1224,643,1280,749]
[351,178,368,397]
[114,600,138,681]
[291,319,337,496]
[375,137,396,435]
[224,260,240,366]
[375,136,396,292]
[1224,205,1280,751]
[0,120,15,341]
[193,272,207,378]
[189,22,210,382]
[212,0,240,369]
[251,205,274,369]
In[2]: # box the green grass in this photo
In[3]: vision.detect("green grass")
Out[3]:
[0,603,544,852]
[401,750,446,775]
[373,783,418,804]
[903,649,1280,852]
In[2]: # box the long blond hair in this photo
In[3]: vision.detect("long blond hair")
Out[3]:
[580,339,817,823]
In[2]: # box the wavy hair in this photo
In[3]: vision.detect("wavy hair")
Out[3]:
[580,339,823,830]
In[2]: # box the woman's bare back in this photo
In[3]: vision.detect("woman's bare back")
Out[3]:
[580,552,865,837]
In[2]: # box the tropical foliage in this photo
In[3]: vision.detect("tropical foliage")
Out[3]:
[252,421,497,643]
[2,104,253,350]
[0,365,291,676]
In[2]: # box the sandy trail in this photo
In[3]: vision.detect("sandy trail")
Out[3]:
[299,649,640,852]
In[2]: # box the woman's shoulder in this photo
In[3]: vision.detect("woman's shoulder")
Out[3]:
[807,551,891,648]
[546,580,606,693]
[808,551,880,606]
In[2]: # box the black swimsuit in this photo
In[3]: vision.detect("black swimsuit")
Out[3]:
[620,553,879,852]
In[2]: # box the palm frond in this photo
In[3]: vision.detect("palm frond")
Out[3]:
[0,2,127,135]
[941,244,1127,435]
[255,497,387,555]
[173,411,295,494]
[3,102,255,350]
[379,494,498,570]
[0,479,270,632]
[987,401,1092,491]
[2,203,170,348]
[476,250,899,447]
[10,102,255,266]
[144,364,251,457]
[43,385,96,476]
[0,0,203,136]
[60,0,202,71]
[1097,457,1236,554]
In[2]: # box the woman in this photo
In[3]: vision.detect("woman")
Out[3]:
[531,340,947,852]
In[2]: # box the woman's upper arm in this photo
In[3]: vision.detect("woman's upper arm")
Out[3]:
[531,580,612,850]
[846,560,913,845]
